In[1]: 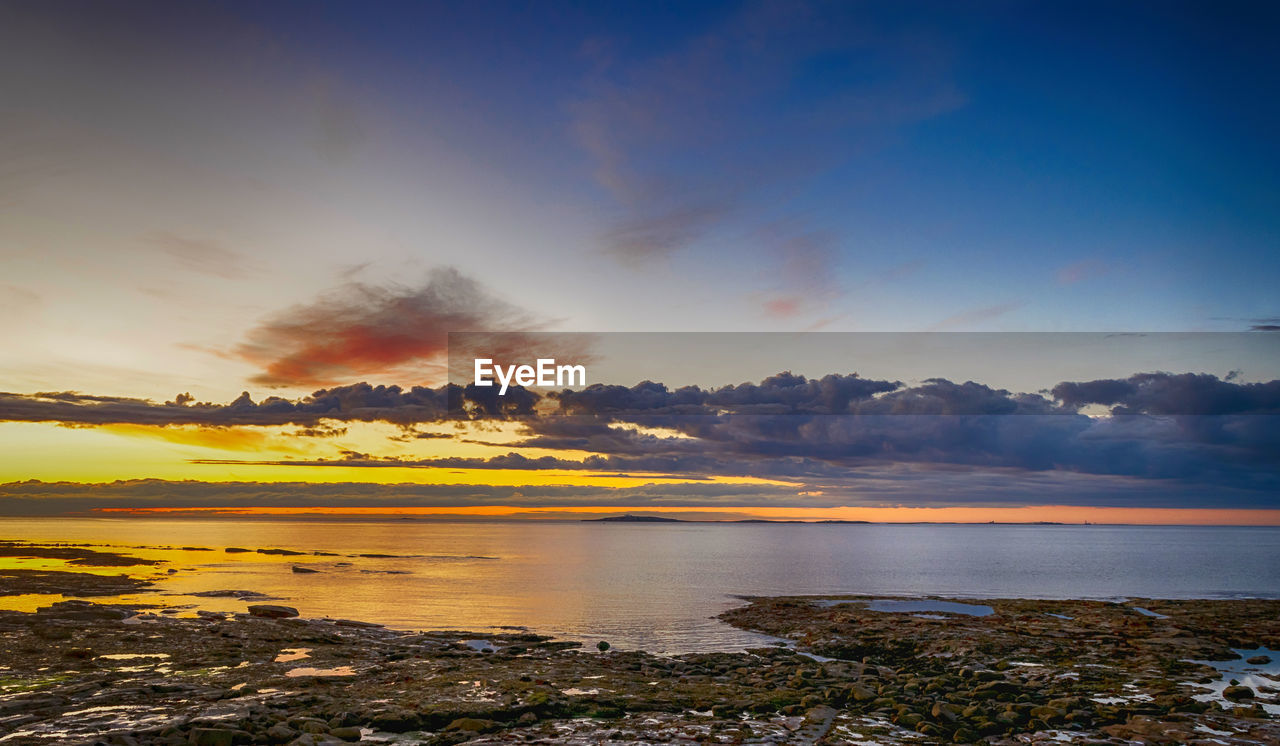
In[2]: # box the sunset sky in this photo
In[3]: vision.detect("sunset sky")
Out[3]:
[1,1,1278,522]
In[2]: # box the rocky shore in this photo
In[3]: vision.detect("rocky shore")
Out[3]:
[0,594,1276,745]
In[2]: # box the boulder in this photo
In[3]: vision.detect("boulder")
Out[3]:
[188,728,235,746]
[247,604,299,619]
[265,723,298,743]
[445,717,500,733]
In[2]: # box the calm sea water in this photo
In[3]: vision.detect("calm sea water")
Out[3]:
[3,519,1279,653]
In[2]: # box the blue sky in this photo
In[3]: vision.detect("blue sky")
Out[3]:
[234,0,1280,331]
[3,0,1276,393]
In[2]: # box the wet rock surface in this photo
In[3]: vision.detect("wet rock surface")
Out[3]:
[0,542,161,568]
[0,596,1274,744]
[0,569,154,597]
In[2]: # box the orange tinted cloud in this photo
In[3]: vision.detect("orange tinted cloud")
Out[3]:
[236,268,546,387]
[102,424,311,454]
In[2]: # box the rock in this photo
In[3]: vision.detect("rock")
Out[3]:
[597,641,610,652]
[32,625,73,640]
[931,702,959,722]
[368,710,422,732]
[285,736,345,746]
[1030,705,1065,722]
[328,726,362,741]
[188,728,235,746]
[291,566,319,574]
[328,712,361,728]
[445,717,500,733]
[517,712,538,725]
[190,590,270,599]
[247,605,299,619]
[974,679,1020,695]
[224,548,251,553]
[1246,655,1272,665]
[40,600,130,620]
[265,724,298,743]
[896,712,924,728]
[1222,685,1255,700]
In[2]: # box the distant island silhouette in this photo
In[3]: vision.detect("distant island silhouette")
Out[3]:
[584,514,872,524]
[586,514,683,523]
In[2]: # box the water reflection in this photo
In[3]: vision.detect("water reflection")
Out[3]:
[2,519,1279,653]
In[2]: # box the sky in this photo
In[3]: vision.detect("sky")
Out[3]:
[1,0,1278,521]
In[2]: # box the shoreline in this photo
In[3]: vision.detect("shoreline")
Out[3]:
[1,596,1277,745]
[2,538,1279,743]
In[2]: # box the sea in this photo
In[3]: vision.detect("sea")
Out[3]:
[3,519,1279,653]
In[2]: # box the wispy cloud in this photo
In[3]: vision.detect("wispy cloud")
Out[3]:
[142,231,253,280]
[601,203,730,263]
[928,302,1024,331]
[572,0,965,264]
[1055,259,1110,285]
[0,283,40,318]
[758,228,842,319]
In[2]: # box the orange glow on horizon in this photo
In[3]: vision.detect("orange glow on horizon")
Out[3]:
[95,504,1280,525]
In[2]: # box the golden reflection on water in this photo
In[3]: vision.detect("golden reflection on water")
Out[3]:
[8,517,1276,653]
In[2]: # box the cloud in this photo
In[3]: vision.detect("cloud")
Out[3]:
[552,372,902,416]
[0,478,802,516]
[758,229,843,319]
[526,373,1280,499]
[160,371,1280,505]
[0,379,557,428]
[1051,372,1280,415]
[236,267,548,387]
[1055,259,1110,285]
[142,231,252,280]
[572,0,965,263]
[3,370,1277,509]
[104,423,311,454]
[0,383,452,427]
[2,463,1275,516]
[601,203,730,262]
[927,302,1024,331]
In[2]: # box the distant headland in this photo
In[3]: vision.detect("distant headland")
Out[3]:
[584,514,871,524]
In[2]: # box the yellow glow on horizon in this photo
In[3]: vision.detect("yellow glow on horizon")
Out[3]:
[0,422,797,488]
[7,423,1280,526]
